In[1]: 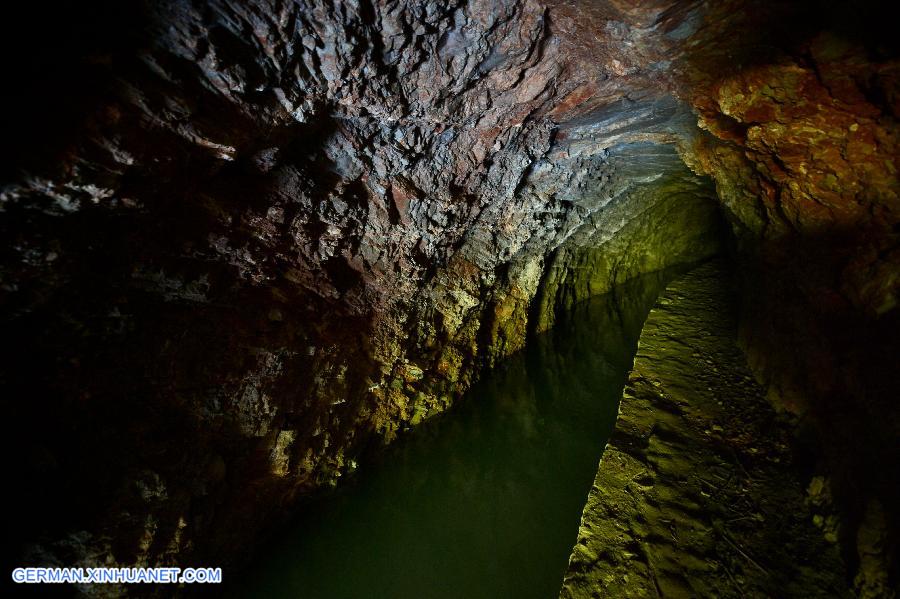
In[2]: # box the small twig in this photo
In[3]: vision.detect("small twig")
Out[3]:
[722,562,746,599]
[710,470,732,482]
[697,476,722,489]
[648,563,664,599]
[724,501,752,515]
[710,471,736,501]
[723,532,769,576]
[726,515,756,523]
[730,449,755,482]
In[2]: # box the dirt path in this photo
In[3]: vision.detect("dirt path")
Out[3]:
[559,261,849,598]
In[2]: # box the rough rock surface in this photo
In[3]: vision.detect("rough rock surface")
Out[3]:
[674,4,900,589]
[560,261,848,598]
[0,0,897,592]
[1,0,724,579]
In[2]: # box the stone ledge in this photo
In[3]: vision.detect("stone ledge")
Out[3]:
[560,261,848,598]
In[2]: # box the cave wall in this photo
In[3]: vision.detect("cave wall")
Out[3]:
[1,0,897,590]
[671,2,900,592]
[533,142,722,333]
[1,0,724,573]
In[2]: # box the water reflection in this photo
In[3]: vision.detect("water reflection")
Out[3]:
[230,267,681,599]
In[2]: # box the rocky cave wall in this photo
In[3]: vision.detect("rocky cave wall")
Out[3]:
[678,2,900,591]
[1,0,898,590]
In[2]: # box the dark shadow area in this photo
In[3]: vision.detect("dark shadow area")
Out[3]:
[0,1,148,180]
[735,236,900,592]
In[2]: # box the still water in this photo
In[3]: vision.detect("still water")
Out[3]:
[230,269,677,599]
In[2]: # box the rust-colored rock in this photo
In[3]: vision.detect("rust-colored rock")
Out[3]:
[1,1,897,594]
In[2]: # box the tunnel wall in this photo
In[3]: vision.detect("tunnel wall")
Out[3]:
[675,4,900,592]
[0,0,897,592]
[532,143,723,333]
[0,0,728,575]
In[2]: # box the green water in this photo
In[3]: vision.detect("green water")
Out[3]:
[230,269,676,599]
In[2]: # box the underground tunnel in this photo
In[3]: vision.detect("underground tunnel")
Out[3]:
[1,0,898,597]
